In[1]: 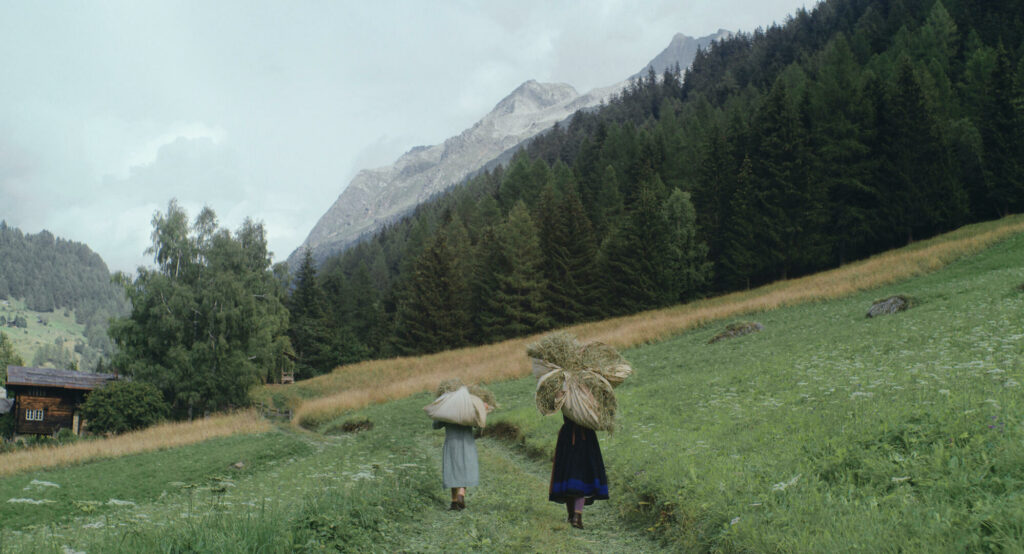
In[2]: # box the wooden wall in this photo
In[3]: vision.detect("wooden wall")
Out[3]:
[11,389,81,435]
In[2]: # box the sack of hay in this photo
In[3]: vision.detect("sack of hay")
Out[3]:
[434,378,497,410]
[528,332,630,432]
[425,382,493,428]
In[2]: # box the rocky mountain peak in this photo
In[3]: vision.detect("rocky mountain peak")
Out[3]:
[494,80,579,116]
[290,30,731,269]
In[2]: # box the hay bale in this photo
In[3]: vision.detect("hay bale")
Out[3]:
[866,295,913,318]
[708,321,764,344]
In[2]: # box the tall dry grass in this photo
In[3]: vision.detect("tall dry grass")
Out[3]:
[289,215,1024,427]
[0,410,271,478]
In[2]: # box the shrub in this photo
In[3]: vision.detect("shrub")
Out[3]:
[80,380,170,435]
[0,413,14,439]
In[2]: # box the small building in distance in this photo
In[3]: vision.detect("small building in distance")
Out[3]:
[4,366,121,436]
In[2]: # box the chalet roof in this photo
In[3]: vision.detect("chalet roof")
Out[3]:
[0,398,11,414]
[5,366,120,391]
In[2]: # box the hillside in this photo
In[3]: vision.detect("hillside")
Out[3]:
[0,222,128,370]
[2,217,1023,552]
[288,0,1024,376]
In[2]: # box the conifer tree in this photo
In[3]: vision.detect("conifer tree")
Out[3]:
[486,202,550,338]
[597,173,671,314]
[394,229,469,354]
[720,156,760,290]
[289,249,332,376]
[980,44,1024,216]
[662,189,712,302]
[537,182,599,324]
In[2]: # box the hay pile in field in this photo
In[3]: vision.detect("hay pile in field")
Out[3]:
[708,321,764,343]
[528,332,632,432]
[866,295,915,318]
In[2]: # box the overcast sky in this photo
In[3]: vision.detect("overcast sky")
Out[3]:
[0,1,806,274]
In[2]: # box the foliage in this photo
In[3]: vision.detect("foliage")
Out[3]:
[0,221,128,364]
[0,413,13,440]
[294,0,1024,371]
[79,380,170,435]
[109,200,294,418]
[4,232,1024,552]
[0,331,23,382]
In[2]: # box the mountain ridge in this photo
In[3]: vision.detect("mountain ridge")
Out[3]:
[289,30,730,268]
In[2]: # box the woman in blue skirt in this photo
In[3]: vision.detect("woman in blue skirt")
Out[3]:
[549,414,608,529]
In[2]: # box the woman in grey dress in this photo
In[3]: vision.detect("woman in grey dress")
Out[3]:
[433,420,479,510]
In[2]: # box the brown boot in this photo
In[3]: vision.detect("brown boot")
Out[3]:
[571,511,583,529]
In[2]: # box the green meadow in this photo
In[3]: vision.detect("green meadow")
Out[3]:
[0,299,90,368]
[2,230,1024,552]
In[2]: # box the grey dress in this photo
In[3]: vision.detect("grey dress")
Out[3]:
[432,421,479,488]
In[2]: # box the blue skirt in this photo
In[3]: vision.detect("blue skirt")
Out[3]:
[548,416,609,503]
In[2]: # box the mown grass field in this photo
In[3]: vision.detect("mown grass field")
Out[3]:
[2,217,1023,552]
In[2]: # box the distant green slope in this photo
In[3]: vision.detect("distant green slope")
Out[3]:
[0,299,90,370]
[0,222,128,370]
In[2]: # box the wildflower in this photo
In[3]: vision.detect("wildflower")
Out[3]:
[772,474,801,492]
[25,480,60,489]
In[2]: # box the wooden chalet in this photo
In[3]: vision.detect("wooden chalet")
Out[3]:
[4,365,121,436]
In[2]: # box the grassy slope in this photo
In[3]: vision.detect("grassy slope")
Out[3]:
[493,231,1024,551]
[3,220,1024,552]
[266,216,1024,428]
[0,298,88,368]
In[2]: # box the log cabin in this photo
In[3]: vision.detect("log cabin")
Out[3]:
[4,365,121,436]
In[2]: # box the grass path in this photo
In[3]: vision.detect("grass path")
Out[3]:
[385,432,664,552]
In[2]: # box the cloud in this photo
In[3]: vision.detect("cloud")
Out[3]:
[54,135,246,273]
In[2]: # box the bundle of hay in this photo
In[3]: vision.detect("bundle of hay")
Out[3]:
[425,379,494,428]
[866,295,914,318]
[527,332,632,387]
[527,332,632,432]
[708,321,764,344]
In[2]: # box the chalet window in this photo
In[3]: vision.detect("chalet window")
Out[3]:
[25,409,44,421]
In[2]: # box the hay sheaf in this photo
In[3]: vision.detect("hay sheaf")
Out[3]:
[435,378,497,408]
[535,370,567,416]
[527,332,633,386]
[708,321,765,344]
[529,331,631,432]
